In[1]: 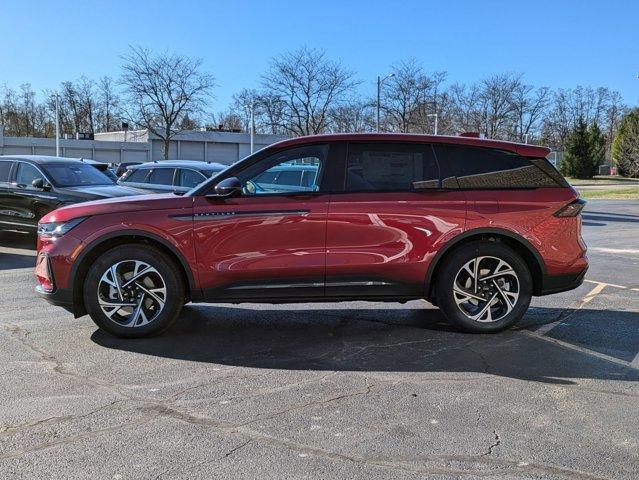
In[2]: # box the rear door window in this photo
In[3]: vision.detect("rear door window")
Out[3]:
[179,169,206,188]
[275,169,302,186]
[434,145,558,189]
[345,143,439,192]
[149,168,176,185]
[124,169,150,183]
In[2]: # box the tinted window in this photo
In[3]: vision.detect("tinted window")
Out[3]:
[0,161,12,182]
[16,163,44,186]
[237,144,327,195]
[44,163,113,187]
[254,171,277,184]
[345,143,439,192]
[301,169,317,188]
[179,169,206,188]
[149,168,175,185]
[434,145,558,189]
[275,170,302,186]
[124,169,150,183]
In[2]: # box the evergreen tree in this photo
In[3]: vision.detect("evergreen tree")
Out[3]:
[612,109,639,178]
[588,121,606,169]
[561,117,598,179]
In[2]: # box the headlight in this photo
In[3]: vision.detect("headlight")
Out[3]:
[37,217,87,238]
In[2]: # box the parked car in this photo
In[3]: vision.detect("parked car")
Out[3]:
[0,155,145,232]
[118,160,228,193]
[251,164,319,193]
[35,134,588,338]
[114,161,143,177]
[81,159,119,182]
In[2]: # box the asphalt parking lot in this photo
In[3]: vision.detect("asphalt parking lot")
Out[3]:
[1,200,638,479]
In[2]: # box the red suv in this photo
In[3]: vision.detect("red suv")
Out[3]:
[35,134,587,338]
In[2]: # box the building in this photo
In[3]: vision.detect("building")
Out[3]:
[0,126,289,165]
[0,126,150,163]
[94,129,290,164]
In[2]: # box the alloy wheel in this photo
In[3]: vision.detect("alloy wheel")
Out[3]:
[452,256,519,323]
[97,260,167,328]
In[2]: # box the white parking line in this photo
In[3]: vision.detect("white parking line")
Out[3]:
[589,247,639,255]
[584,279,639,293]
[522,329,638,371]
[535,282,607,335]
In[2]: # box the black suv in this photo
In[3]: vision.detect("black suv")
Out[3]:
[0,155,144,232]
[118,160,227,193]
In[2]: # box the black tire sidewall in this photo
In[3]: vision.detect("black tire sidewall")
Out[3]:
[83,245,184,338]
[436,241,532,333]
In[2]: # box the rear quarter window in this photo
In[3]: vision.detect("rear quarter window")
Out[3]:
[0,161,12,182]
[434,145,560,189]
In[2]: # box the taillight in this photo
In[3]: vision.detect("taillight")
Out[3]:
[554,198,586,217]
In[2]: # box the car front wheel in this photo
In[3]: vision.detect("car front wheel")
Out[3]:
[83,245,184,338]
[435,241,532,333]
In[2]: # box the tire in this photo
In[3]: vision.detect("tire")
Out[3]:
[435,240,532,333]
[83,244,184,338]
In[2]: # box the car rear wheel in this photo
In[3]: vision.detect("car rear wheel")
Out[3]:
[83,245,184,338]
[435,241,532,333]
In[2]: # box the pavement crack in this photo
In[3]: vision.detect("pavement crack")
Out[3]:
[236,383,375,427]
[482,430,501,457]
[0,399,125,437]
[223,439,251,458]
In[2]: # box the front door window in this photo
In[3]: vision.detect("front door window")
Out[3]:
[237,145,327,195]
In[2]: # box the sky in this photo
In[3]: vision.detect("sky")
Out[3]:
[1,0,638,110]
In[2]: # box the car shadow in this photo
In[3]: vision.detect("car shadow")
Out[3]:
[0,231,37,270]
[91,304,639,385]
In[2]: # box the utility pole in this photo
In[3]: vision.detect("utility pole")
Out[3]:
[54,93,60,157]
[247,102,255,154]
[376,73,394,132]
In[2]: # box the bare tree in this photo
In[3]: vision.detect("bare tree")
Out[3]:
[380,60,436,133]
[261,47,359,135]
[510,84,551,143]
[120,46,215,159]
[329,99,374,133]
[96,76,121,132]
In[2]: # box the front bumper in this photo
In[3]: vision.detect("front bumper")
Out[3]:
[36,285,75,314]
[539,267,588,296]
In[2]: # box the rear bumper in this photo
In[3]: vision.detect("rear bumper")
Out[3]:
[539,267,588,296]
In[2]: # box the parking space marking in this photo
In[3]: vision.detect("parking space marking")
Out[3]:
[589,247,639,255]
[535,282,607,335]
[521,329,639,371]
[584,279,639,293]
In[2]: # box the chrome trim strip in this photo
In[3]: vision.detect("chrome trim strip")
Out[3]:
[171,210,310,222]
[0,219,36,228]
[228,282,324,290]
[325,281,393,287]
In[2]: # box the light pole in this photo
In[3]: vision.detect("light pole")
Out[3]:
[426,113,438,135]
[376,73,394,132]
[54,93,60,157]
[246,102,255,154]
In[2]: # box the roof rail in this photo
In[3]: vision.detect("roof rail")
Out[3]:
[459,132,481,138]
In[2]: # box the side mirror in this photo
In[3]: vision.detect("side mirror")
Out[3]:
[210,177,242,197]
[32,178,50,190]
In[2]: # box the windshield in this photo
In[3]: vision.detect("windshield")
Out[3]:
[44,163,115,187]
